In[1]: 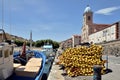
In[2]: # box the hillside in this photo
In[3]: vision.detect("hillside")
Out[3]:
[0,33,28,42]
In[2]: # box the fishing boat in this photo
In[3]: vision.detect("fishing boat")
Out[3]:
[0,29,46,80]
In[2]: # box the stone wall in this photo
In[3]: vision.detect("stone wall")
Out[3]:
[98,39,120,56]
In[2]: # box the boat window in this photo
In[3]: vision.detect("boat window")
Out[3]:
[4,49,9,58]
[0,50,2,57]
[10,50,13,55]
[10,47,13,55]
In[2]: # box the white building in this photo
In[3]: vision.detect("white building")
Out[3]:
[89,22,120,43]
[81,5,111,43]
[72,35,81,47]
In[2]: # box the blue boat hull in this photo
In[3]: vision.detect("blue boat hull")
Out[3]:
[7,50,46,80]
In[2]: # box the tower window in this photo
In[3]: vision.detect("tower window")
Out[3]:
[88,16,91,20]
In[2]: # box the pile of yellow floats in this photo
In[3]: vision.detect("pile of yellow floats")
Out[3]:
[58,44,106,77]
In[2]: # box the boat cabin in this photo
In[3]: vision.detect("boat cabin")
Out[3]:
[42,44,53,57]
[43,44,53,52]
[0,42,14,80]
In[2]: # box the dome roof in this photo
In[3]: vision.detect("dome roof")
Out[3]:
[84,5,92,13]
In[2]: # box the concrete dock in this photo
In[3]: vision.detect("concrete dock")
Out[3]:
[47,62,64,80]
[102,55,120,80]
[47,55,120,80]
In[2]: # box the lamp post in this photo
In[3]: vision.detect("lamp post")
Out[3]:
[104,30,108,72]
[105,30,108,70]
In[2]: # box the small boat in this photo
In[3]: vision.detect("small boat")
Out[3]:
[0,29,46,80]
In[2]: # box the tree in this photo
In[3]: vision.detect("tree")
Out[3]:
[35,40,44,47]
[14,40,24,46]
[53,41,59,49]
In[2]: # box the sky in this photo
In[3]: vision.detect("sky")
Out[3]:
[0,0,120,42]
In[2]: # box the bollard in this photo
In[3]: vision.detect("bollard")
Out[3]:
[93,65,102,80]
[106,54,108,69]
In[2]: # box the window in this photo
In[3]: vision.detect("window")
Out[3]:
[4,49,9,58]
[88,16,91,20]
[10,47,13,55]
[0,50,2,57]
[98,39,99,41]
[103,30,107,37]
[112,33,114,35]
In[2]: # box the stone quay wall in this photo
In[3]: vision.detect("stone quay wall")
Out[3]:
[97,39,120,56]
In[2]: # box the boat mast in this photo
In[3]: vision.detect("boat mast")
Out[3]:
[30,30,32,50]
[1,0,4,41]
[8,0,12,41]
[2,0,4,30]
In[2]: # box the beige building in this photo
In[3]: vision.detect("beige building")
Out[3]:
[60,38,72,50]
[81,5,110,43]
[60,35,81,49]
[72,35,81,47]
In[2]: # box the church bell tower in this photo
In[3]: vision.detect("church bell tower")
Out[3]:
[81,5,93,43]
[83,5,93,25]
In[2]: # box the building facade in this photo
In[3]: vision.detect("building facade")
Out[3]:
[81,6,110,43]
[72,35,81,47]
[89,22,120,43]
[60,35,81,49]
[60,38,72,50]
[60,5,120,49]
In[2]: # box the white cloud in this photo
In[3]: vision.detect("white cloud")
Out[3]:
[95,6,120,15]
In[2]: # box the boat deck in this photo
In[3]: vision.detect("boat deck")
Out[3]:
[14,58,42,78]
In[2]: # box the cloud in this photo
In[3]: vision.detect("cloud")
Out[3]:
[95,6,120,15]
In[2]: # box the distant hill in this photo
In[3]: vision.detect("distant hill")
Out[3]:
[0,33,28,42]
